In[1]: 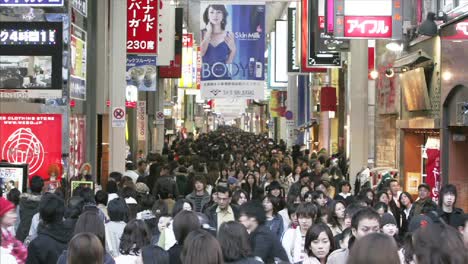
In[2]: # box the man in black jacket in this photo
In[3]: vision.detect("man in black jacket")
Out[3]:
[437,184,465,228]
[205,186,239,230]
[26,193,73,264]
[16,176,43,242]
[239,200,288,263]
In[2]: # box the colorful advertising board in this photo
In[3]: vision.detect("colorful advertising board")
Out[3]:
[0,22,63,99]
[69,115,86,179]
[200,3,266,99]
[178,33,194,88]
[70,23,87,100]
[127,0,158,54]
[0,163,28,195]
[0,114,62,181]
[126,55,157,91]
[333,0,402,39]
[0,0,64,6]
[301,0,339,71]
[270,90,288,118]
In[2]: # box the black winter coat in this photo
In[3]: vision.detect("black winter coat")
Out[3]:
[25,222,73,264]
[437,207,465,228]
[16,193,41,242]
[249,225,288,264]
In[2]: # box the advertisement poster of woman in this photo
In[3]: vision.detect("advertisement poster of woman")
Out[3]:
[200,3,265,99]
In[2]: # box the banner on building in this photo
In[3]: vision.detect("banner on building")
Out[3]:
[178,33,195,88]
[70,23,87,100]
[270,90,288,117]
[269,32,287,89]
[69,115,86,179]
[425,137,441,202]
[214,98,247,118]
[200,3,266,99]
[126,55,157,91]
[0,114,62,180]
[158,0,176,65]
[159,7,183,78]
[137,101,147,141]
[127,0,158,54]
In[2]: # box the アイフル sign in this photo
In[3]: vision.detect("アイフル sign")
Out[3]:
[333,0,402,39]
[127,0,158,54]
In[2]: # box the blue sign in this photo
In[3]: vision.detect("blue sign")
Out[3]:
[126,55,157,92]
[0,0,64,6]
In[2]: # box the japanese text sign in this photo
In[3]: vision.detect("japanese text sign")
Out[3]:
[333,0,402,39]
[127,0,158,54]
[344,16,392,38]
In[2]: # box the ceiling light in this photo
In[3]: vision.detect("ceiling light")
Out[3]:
[442,71,452,81]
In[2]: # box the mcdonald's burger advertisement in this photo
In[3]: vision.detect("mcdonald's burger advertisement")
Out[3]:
[0,114,62,180]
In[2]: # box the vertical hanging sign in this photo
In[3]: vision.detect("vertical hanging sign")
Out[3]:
[288,8,300,73]
[127,0,158,54]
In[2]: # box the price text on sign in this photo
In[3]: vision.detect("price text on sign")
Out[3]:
[127,0,158,54]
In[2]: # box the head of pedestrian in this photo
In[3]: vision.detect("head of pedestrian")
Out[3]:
[417,183,431,200]
[347,233,400,264]
[239,200,265,233]
[380,213,398,237]
[215,185,232,211]
[305,223,336,263]
[438,184,457,210]
[351,208,381,240]
[296,202,318,235]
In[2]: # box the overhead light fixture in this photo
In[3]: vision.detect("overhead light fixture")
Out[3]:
[418,12,438,37]
[385,69,394,78]
[385,42,403,52]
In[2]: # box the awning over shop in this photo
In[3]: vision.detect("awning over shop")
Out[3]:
[393,50,433,69]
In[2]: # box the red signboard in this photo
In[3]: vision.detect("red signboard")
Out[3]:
[344,16,392,38]
[426,148,441,202]
[182,33,193,48]
[127,0,158,54]
[0,114,62,181]
[441,19,468,40]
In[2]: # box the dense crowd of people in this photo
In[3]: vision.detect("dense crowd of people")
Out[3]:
[1,126,468,264]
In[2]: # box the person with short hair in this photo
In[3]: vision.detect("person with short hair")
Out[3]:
[436,184,465,228]
[410,183,437,218]
[458,214,468,248]
[95,190,109,220]
[334,181,354,206]
[16,176,43,242]
[66,233,103,264]
[105,198,128,258]
[185,176,210,213]
[327,207,381,264]
[26,193,73,264]
[347,233,400,264]
[205,185,239,230]
[282,202,318,263]
[239,201,288,263]
[217,221,262,264]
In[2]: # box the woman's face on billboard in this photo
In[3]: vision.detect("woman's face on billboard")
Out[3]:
[208,7,224,25]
